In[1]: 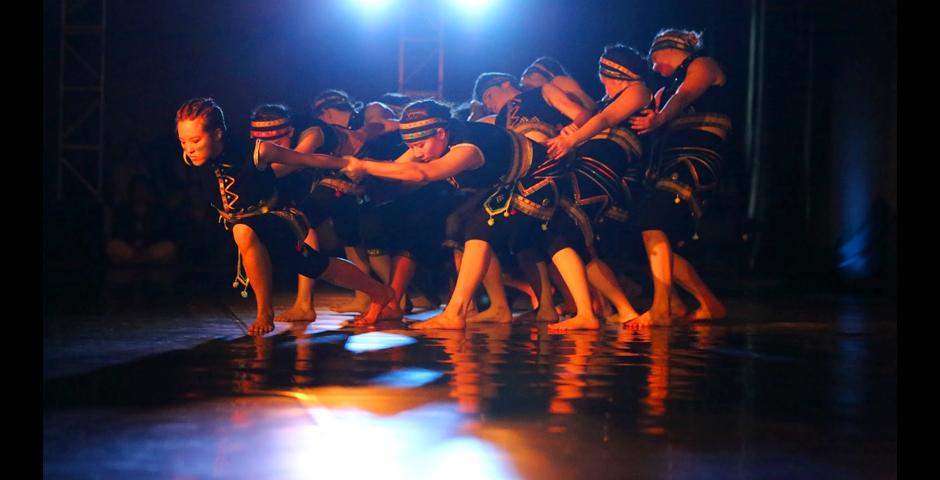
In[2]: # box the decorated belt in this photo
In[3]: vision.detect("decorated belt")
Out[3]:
[319,177,365,196]
[603,206,630,223]
[268,207,311,243]
[509,190,555,221]
[654,176,704,219]
[216,192,279,225]
[667,113,732,141]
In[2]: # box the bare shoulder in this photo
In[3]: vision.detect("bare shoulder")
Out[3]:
[689,57,726,84]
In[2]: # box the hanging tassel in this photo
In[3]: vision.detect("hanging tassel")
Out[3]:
[233,252,250,298]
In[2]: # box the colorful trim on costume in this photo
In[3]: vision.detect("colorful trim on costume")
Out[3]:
[400,117,447,143]
[558,197,598,258]
[650,34,697,55]
[590,126,642,157]
[666,113,732,141]
[654,176,704,219]
[250,117,293,141]
[500,129,535,183]
[512,120,558,140]
[510,187,555,221]
[598,57,641,81]
[312,95,350,113]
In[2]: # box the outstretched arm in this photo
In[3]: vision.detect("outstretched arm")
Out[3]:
[344,144,483,183]
[256,140,348,171]
[546,84,650,159]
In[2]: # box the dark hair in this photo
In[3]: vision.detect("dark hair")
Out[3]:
[601,43,651,83]
[524,56,569,78]
[650,29,704,54]
[472,72,518,102]
[401,99,454,123]
[311,89,361,115]
[379,92,412,108]
[250,103,291,122]
[176,97,227,135]
[452,101,472,121]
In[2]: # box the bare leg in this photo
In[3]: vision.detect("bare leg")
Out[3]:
[368,252,409,307]
[469,255,513,323]
[586,258,639,324]
[502,273,539,310]
[319,257,401,324]
[516,249,558,321]
[388,255,416,304]
[277,228,318,323]
[329,246,372,313]
[355,254,416,325]
[452,248,479,316]
[672,253,726,320]
[411,240,493,330]
[549,263,577,317]
[232,224,275,336]
[547,248,600,331]
[671,290,690,318]
[631,230,675,328]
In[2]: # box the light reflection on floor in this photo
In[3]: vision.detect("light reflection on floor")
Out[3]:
[44,291,896,479]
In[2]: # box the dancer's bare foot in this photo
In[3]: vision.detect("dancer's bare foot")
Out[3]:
[547,314,600,332]
[409,310,466,330]
[685,301,726,321]
[468,306,513,323]
[354,289,403,325]
[671,295,690,319]
[624,309,671,329]
[608,310,640,325]
[536,304,560,322]
[275,305,317,323]
[248,313,275,336]
[329,295,371,314]
[554,302,577,317]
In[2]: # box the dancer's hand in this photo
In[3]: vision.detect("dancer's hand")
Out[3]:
[630,109,660,135]
[545,135,573,160]
[341,155,367,182]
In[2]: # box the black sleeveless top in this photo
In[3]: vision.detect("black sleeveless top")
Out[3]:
[661,54,726,114]
[445,120,560,190]
[495,87,568,139]
[199,139,277,216]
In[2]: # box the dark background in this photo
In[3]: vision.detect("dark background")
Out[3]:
[42,0,897,302]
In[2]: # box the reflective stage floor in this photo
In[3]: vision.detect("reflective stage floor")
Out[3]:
[44,287,896,479]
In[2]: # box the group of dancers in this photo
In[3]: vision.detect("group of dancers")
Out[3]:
[175,28,730,336]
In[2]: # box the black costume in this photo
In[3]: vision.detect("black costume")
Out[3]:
[291,119,365,246]
[636,53,731,243]
[196,139,330,293]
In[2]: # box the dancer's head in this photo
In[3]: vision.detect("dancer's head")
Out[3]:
[648,29,703,77]
[520,56,568,90]
[250,103,294,148]
[176,97,226,166]
[472,72,519,114]
[597,43,649,97]
[398,99,453,161]
[311,89,360,127]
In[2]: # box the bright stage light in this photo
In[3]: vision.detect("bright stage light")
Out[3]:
[349,0,393,11]
[451,0,494,15]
